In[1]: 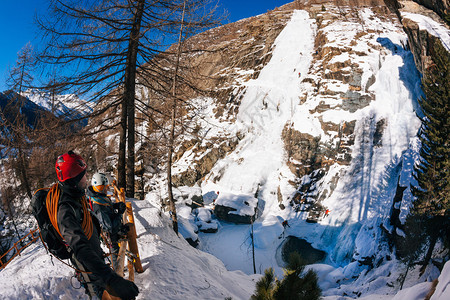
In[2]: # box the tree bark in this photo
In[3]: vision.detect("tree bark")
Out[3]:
[15,62,32,200]
[167,0,187,235]
[117,100,127,189]
[420,230,438,275]
[124,0,145,198]
[18,147,32,199]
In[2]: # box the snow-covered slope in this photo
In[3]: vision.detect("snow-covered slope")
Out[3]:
[1,200,449,300]
[0,198,258,300]
[1,196,448,299]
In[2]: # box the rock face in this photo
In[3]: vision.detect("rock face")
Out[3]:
[169,1,396,190]
[185,8,294,110]
[213,193,258,224]
[214,205,256,224]
[282,120,355,180]
[168,8,294,187]
[386,0,450,75]
[166,1,421,219]
[402,17,440,74]
[172,138,239,187]
[411,0,450,22]
[122,1,424,240]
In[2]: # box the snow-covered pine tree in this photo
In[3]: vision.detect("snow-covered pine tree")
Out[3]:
[274,252,321,300]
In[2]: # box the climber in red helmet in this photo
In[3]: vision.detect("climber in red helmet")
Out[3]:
[55,150,139,299]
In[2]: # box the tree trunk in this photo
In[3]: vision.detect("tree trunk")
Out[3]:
[18,146,32,199]
[400,263,410,290]
[251,220,256,274]
[167,122,178,234]
[7,201,22,245]
[15,72,32,200]
[167,0,187,235]
[124,0,145,198]
[117,100,127,189]
[420,231,438,275]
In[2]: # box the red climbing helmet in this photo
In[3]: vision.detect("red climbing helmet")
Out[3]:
[55,150,87,183]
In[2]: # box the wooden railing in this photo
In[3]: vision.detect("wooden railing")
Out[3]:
[0,228,40,270]
[111,183,144,278]
[103,184,144,300]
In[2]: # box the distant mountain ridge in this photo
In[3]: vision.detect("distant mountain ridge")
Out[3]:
[0,90,93,132]
[22,90,93,121]
[0,91,51,129]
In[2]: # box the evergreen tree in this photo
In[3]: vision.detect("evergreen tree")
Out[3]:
[274,252,321,300]
[251,252,321,300]
[251,268,275,300]
[405,40,450,273]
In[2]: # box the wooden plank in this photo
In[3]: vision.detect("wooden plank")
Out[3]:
[127,254,135,282]
[125,202,144,273]
[111,183,143,277]
[102,290,122,300]
[115,239,128,277]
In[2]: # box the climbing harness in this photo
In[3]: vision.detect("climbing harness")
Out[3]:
[71,255,97,299]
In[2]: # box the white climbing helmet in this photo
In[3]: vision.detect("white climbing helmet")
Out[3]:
[91,172,110,192]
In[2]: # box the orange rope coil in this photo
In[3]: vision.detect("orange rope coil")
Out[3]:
[47,183,93,240]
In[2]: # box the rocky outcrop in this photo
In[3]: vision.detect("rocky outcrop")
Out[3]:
[185,8,294,115]
[402,16,447,74]
[283,126,322,178]
[385,0,450,74]
[411,0,450,22]
[282,120,355,179]
[172,137,239,187]
[214,205,256,224]
[280,0,387,9]
[195,208,219,233]
[213,193,258,224]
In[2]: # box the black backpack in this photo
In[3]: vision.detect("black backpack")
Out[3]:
[30,186,72,260]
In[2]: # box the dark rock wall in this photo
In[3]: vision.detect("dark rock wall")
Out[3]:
[412,0,450,22]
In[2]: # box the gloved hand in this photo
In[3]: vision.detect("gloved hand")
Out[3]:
[106,273,139,300]
[118,223,131,237]
[113,202,126,214]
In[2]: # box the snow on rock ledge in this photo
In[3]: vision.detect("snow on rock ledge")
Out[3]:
[430,260,450,300]
[214,192,258,224]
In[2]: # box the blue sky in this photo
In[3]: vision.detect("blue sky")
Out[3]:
[0,0,292,92]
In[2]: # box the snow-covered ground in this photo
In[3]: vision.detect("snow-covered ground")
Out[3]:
[1,196,448,299]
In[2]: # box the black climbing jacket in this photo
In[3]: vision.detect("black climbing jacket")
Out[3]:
[57,183,115,287]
